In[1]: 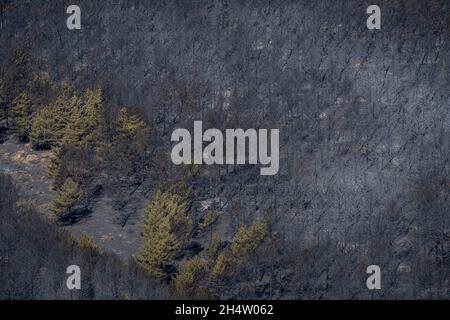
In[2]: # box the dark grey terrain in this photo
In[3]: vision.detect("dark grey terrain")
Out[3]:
[1,0,449,299]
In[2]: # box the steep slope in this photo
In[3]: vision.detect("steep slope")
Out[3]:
[1,0,449,298]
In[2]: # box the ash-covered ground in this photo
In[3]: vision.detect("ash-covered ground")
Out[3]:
[1,0,449,299]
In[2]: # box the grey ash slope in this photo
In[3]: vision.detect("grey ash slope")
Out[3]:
[0,138,146,258]
[1,0,450,298]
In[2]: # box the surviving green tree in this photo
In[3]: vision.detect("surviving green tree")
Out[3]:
[11,91,32,142]
[52,177,85,216]
[110,107,151,184]
[48,88,105,186]
[137,190,193,278]
[30,82,79,149]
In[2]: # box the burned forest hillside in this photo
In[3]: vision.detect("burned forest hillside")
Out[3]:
[0,0,450,299]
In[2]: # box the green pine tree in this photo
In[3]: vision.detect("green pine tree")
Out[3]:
[48,87,105,184]
[198,211,219,231]
[52,94,81,144]
[171,256,207,298]
[29,82,79,149]
[111,107,151,181]
[47,94,84,182]
[52,177,85,216]
[78,233,99,252]
[114,107,149,140]
[137,190,193,278]
[29,106,54,149]
[84,89,103,124]
[12,91,32,142]
[85,88,109,167]
[212,221,268,279]
[60,96,88,146]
